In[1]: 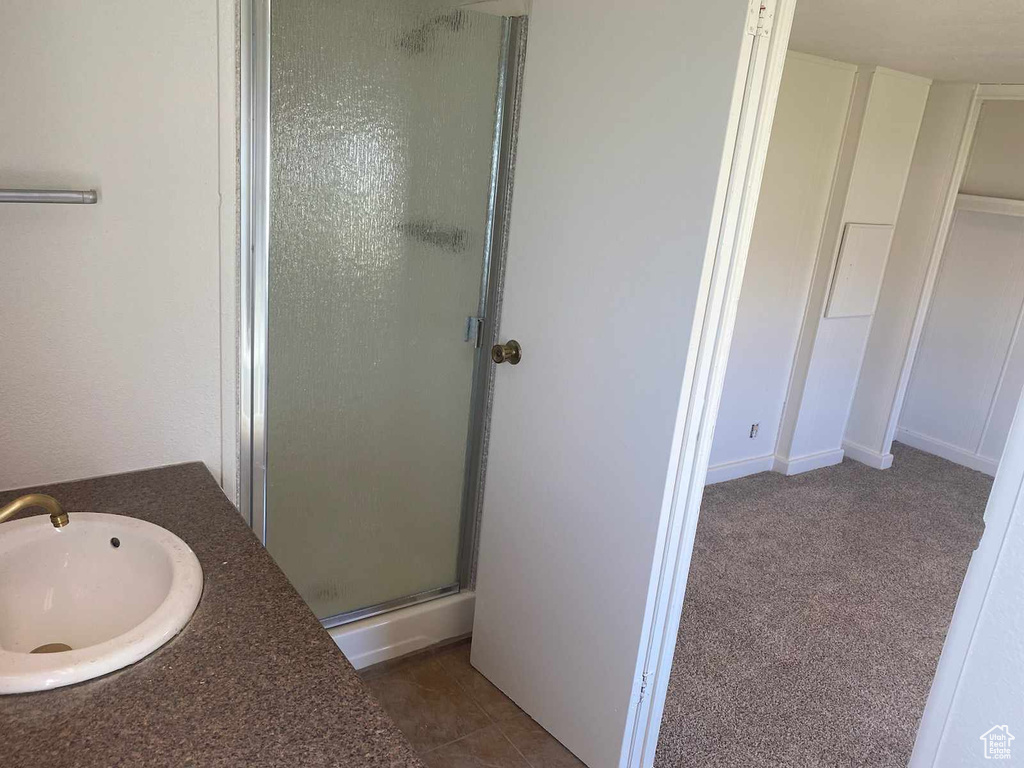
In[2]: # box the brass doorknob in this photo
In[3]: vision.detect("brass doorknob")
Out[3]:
[491,340,522,365]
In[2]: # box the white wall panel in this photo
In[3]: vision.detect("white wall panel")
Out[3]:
[789,315,873,458]
[844,83,976,459]
[778,67,930,469]
[980,327,1024,461]
[900,206,1024,472]
[894,99,1024,475]
[825,223,894,318]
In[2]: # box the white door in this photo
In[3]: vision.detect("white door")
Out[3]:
[471,2,787,767]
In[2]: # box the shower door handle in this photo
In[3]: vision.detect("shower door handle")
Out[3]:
[491,340,522,365]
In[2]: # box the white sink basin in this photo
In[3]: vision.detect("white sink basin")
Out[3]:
[0,512,203,694]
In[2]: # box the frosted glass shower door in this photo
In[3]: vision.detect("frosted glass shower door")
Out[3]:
[265,1,506,621]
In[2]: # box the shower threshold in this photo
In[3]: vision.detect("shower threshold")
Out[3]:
[329,590,475,670]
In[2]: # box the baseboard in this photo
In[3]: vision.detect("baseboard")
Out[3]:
[772,448,845,476]
[705,454,775,485]
[329,591,475,670]
[842,439,894,470]
[895,428,998,477]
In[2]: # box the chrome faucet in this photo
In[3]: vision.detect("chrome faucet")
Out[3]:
[0,494,69,528]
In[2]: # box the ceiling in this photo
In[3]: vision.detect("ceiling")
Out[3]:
[789,0,1024,84]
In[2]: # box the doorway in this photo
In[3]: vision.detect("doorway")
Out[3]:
[657,14,1024,766]
[241,0,525,627]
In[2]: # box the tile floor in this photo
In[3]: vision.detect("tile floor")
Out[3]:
[361,639,584,768]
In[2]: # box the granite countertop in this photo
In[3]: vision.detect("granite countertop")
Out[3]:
[0,463,423,768]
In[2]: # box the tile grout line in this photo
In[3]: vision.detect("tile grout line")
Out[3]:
[382,647,542,767]
[442,653,497,726]
[422,728,481,756]
[418,655,496,757]
[442,655,538,768]
[498,726,538,768]
[421,722,536,768]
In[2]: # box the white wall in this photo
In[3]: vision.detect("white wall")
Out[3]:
[775,67,930,474]
[896,101,1024,476]
[898,199,1024,476]
[844,83,976,462]
[0,1,237,496]
[961,100,1024,200]
[708,52,854,483]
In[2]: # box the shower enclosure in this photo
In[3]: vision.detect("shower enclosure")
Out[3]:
[241,1,525,625]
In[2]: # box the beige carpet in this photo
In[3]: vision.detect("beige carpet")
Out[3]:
[655,443,989,767]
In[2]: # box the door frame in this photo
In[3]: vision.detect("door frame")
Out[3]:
[238,0,268,543]
[238,0,525,623]
[882,84,1024,459]
[625,0,796,764]
[458,15,529,588]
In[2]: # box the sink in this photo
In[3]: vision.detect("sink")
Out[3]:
[0,512,203,694]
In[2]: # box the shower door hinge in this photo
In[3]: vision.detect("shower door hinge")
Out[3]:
[746,0,774,37]
[465,316,485,348]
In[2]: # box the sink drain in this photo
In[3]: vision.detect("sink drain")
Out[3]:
[30,643,73,654]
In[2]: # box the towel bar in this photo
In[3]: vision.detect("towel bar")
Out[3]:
[0,189,98,204]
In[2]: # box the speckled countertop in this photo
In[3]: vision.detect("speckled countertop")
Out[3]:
[0,463,424,768]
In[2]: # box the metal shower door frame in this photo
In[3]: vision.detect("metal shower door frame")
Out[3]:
[239,0,525,623]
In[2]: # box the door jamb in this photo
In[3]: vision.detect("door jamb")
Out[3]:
[625,1,796,765]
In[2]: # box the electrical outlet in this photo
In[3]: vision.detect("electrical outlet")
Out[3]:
[749,423,759,439]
